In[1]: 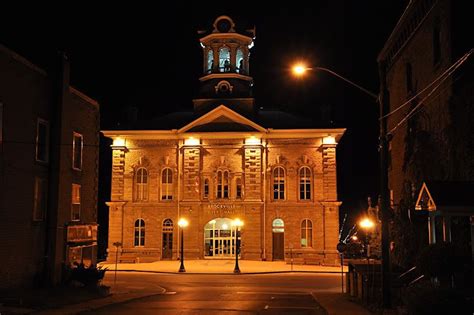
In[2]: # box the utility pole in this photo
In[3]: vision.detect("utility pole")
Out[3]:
[378,60,392,308]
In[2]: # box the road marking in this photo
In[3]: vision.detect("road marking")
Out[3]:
[266,306,316,310]
[164,291,177,295]
[264,305,269,309]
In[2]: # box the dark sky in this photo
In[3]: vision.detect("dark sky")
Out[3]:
[1,2,407,231]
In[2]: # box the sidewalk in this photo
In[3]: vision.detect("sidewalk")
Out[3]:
[99,259,348,274]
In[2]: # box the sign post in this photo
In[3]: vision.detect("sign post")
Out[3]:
[113,241,122,286]
[337,242,347,294]
[289,243,293,272]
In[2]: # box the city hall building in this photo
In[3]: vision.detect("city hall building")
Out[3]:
[104,16,345,265]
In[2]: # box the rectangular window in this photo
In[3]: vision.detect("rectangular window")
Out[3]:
[33,177,47,221]
[72,132,83,170]
[36,119,49,162]
[71,184,81,221]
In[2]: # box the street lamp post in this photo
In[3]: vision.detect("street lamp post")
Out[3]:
[233,218,244,273]
[292,63,392,308]
[178,218,189,273]
[359,217,375,305]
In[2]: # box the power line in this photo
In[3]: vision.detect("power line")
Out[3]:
[388,49,473,135]
[381,49,473,121]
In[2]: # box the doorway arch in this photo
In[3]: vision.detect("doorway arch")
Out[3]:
[272,218,284,260]
[162,219,173,259]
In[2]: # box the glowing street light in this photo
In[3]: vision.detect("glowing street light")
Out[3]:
[359,217,375,230]
[292,63,310,76]
[233,218,244,273]
[178,218,189,272]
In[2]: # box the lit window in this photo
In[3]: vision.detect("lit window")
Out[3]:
[33,177,47,221]
[236,48,244,74]
[72,132,83,170]
[36,118,49,163]
[272,218,284,233]
[299,167,312,200]
[136,167,148,201]
[163,219,173,232]
[134,219,145,247]
[236,178,242,199]
[207,50,214,72]
[203,178,209,199]
[273,167,285,200]
[217,170,229,199]
[301,219,313,247]
[219,47,230,72]
[161,168,173,200]
[71,184,81,221]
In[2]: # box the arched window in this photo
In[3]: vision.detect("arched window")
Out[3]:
[236,178,242,199]
[134,219,145,247]
[236,48,244,74]
[299,167,312,200]
[207,49,214,72]
[219,47,230,72]
[203,178,210,199]
[273,167,285,200]
[161,168,173,200]
[163,219,173,232]
[272,218,284,233]
[136,168,148,201]
[301,219,312,248]
[217,170,229,199]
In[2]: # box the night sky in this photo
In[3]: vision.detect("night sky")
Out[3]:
[1,2,407,247]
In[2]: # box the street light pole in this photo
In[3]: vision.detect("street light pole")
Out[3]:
[378,61,392,308]
[233,219,243,274]
[178,218,188,273]
[292,63,392,308]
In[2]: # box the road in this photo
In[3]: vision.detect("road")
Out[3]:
[85,272,343,314]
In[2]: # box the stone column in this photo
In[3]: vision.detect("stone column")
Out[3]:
[107,144,128,261]
[321,141,341,265]
[428,212,436,244]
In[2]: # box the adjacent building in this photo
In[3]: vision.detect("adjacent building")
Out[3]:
[0,45,100,288]
[104,16,345,265]
[378,0,474,257]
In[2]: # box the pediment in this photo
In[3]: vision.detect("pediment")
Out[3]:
[415,182,437,211]
[178,105,266,133]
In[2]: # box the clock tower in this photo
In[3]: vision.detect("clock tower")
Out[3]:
[193,15,256,115]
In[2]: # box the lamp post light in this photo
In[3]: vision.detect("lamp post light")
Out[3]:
[291,62,392,308]
[178,218,189,273]
[233,218,244,274]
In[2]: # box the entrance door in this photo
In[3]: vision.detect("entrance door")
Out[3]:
[272,218,285,260]
[204,218,238,258]
[162,219,173,259]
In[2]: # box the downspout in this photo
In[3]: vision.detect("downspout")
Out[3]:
[177,139,181,259]
[262,139,267,260]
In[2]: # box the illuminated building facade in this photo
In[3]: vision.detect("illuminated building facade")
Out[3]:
[104,16,345,265]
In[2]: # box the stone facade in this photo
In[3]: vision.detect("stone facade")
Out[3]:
[104,16,345,266]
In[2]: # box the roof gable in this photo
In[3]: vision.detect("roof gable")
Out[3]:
[415,182,436,211]
[178,105,266,133]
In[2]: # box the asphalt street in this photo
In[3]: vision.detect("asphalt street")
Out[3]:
[85,272,342,314]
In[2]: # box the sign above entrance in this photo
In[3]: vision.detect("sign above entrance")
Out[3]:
[207,203,238,216]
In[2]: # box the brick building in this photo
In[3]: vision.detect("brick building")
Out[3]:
[377,0,474,258]
[0,45,100,288]
[104,16,345,265]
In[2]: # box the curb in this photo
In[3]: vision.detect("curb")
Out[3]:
[109,269,344,275]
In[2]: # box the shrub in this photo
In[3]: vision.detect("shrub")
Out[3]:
[66,264,108,288]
